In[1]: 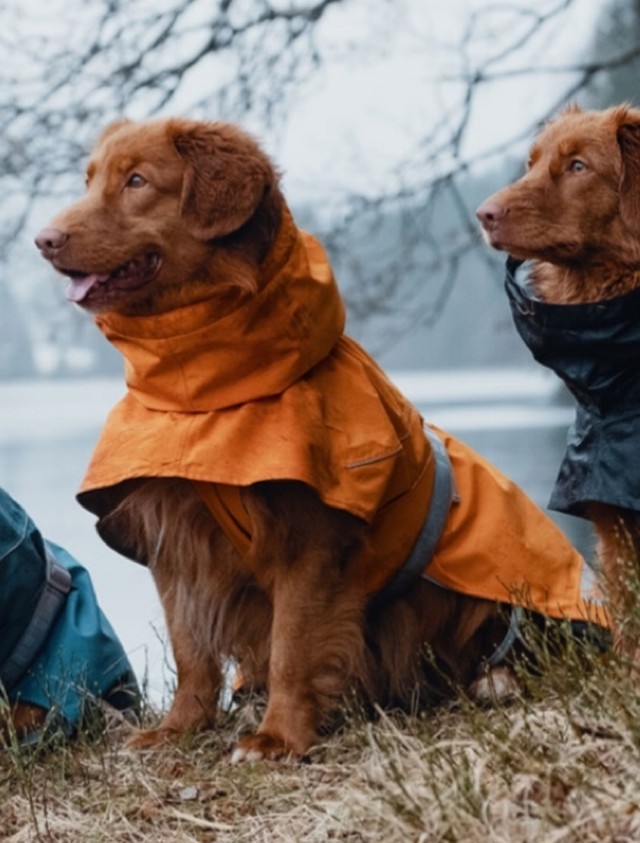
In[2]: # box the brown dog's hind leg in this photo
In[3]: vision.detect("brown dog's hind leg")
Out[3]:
[589,503,640,660]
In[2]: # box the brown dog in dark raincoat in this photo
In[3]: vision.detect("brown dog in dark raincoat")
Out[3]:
[477,104,640,657]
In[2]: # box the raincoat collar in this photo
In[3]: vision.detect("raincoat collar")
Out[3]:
[505,257,640,413]
[505,257,640,516]
[94,207,346,412]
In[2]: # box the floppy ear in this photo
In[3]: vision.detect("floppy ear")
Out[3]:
[617,120,640,236]
[172,122,276,240]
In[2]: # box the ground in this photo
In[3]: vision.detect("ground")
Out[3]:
[3,631,640,843]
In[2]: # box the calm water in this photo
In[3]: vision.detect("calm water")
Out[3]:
[0,372,594,701]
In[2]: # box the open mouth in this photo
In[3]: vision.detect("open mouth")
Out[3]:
[59,252,162,305]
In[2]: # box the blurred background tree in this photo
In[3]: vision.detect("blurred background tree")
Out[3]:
[0,0,639,376]
[584,0,640,107]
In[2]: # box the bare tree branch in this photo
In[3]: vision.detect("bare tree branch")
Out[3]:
[0,0,637,372]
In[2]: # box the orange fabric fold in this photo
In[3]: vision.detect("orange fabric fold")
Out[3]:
[77,208,605,625]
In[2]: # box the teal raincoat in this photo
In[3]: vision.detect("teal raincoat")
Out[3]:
[0,487,138,734]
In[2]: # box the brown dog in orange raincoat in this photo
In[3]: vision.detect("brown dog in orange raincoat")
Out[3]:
[35,118,604,760]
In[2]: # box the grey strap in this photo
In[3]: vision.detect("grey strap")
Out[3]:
[482,605,526,670]
[370,425,454,610]
[0,547,72,691]
[369,422,528,670]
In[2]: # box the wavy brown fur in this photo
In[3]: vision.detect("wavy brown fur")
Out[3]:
[101,478,504,755]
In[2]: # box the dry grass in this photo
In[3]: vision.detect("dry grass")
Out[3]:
[2,626,640,843]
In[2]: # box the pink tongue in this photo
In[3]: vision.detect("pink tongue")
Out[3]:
[65,273,109,303]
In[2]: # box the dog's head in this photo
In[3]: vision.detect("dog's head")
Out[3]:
[35,118,282,315]
[476,105,640,267]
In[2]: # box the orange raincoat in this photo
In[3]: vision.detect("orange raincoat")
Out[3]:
[78,209,603,623]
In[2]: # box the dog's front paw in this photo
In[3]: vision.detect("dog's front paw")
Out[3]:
[125,727,179,750]
[230,732,302,763]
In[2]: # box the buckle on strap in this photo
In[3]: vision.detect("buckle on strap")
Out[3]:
[0,546,72,691]
[370,425,454,610]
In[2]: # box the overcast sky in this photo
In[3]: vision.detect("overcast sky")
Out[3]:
[0,0,611,225]
[273,0,606,205]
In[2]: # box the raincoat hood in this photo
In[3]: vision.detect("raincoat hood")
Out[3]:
[505,257,640,516]
[78,210,430,537]
[77,217,602,624]
[95,209,346,414]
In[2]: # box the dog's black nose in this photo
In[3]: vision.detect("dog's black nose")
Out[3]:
[35,227,69,254]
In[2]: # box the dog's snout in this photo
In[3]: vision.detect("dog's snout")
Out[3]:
[35,226,69,255]
[476,201,507,228]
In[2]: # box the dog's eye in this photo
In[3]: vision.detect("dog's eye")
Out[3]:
[126,173,147,188]
[568,159,587,173]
